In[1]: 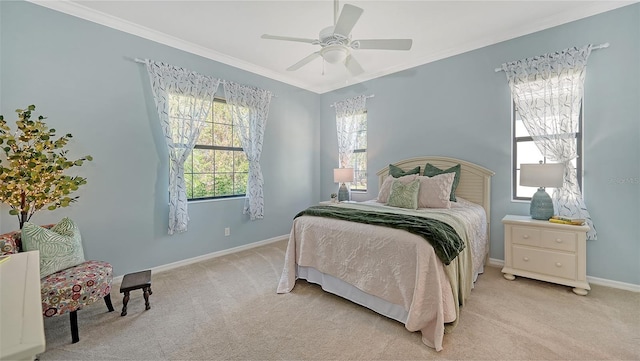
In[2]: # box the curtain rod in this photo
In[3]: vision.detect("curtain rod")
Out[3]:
[330,94,375,108]
[132,57,278,97]
[494,42,609,72]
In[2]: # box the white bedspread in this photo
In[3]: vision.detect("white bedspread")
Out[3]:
[277,200,487,351]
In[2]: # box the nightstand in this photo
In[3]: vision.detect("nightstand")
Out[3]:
[501,215,590,295]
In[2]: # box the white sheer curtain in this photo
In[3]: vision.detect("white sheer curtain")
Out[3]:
[145,60,221,235]
[334,95,367,168]
[501,45,597,240]
[223,81,272,220]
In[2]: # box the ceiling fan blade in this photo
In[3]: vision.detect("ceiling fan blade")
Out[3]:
[352,39,413,50]
[344,54,364,76]
[261,34,317,44]
[333,4,363,36]
[287,52,322,71]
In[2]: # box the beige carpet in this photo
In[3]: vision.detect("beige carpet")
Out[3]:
[38,239,639,360]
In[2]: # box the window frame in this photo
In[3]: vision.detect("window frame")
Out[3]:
[182,97,248,201]
[512,101,583,201]
[350,148,367,192]
[349,111,367,192]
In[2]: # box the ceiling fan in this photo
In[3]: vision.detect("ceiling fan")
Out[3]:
[261,0,413,76]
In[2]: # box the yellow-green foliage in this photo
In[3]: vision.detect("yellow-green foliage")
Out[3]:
[0,105,92,228]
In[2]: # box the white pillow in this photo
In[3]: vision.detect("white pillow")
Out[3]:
[377,174,418,204]
[416,173,455,208]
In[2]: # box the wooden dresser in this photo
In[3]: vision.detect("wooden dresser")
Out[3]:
[501,215,590,295]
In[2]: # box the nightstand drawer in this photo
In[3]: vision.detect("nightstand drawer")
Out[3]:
[511,226,577,252]
[540,230,577,252]
[511,226,541,246]
[512,246,577,280]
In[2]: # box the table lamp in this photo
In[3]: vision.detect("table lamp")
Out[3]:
[333,168,354,202]
[520,162,564,220]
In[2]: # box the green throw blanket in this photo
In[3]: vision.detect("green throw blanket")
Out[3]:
[294,205,465,265]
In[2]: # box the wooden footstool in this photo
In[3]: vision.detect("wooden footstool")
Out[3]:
[119,270,152,316]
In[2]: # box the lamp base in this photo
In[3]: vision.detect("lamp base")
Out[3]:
[338,183,350,202]
[530,187,554,220]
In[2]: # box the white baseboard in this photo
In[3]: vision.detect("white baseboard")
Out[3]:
[585,275,640,292]
[488,258,640,292]
[488,258,504,268]
[112,234,288,284]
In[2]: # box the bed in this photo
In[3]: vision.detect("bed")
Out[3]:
[277,156,494,351]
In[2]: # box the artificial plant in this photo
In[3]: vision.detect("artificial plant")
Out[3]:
[0,105,93,229]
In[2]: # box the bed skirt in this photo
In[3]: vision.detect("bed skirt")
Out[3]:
[297,265,412,324]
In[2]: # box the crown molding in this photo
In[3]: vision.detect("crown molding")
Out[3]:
[26,0,315,92]
[26,0,637,95]
[313,1,638,93]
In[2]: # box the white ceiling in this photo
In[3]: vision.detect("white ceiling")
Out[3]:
[30,1,635,94]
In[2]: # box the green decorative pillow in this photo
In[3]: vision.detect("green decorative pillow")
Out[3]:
[389,164,421,178]
[387,179,420,210]
[22,218,85,279]
[423,163,461,202]
[377,174,418,203]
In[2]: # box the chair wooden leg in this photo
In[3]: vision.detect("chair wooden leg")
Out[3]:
[143,286,151,310]
[104,294,115,312]
[70,311,79,343]
[121,291,130,316]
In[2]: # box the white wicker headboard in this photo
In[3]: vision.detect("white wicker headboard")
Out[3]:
[376,156,495,241]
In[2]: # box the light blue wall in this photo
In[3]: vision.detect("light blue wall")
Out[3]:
[320,4,639,285]
[0,1,320,276]
[1,2,638,286]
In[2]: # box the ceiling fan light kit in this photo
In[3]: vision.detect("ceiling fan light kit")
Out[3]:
[261,0,413,76]
[321,45,349,64]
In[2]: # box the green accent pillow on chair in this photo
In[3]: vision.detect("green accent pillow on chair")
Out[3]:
[387,179,420,210]
[389,164,421,178]
[423,163,461,202]
[22,217,86,278]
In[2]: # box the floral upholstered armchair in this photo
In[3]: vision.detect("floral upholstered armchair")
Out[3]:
[0,220,114,344]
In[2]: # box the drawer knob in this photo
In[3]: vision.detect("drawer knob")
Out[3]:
[556,262,562,267]
[523,257,529,262]
[555,238,563,243]
[523,234,530,239]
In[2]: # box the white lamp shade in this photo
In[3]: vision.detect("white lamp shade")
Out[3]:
[520,163,564,188]
[334,168,354,183]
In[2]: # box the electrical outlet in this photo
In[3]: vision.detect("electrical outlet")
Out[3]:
[224,227,230,236]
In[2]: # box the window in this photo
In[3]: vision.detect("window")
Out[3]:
[513,103,582,200]
[170,96,248,200]
[350,112,367,192]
